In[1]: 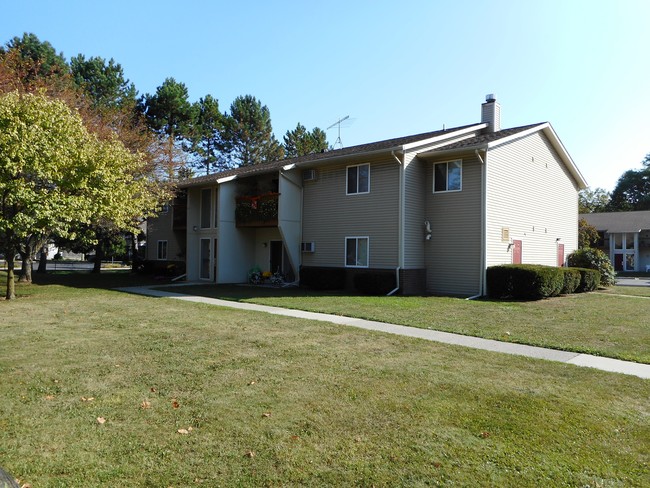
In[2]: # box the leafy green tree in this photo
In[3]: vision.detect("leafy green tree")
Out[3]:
[608,154,650,211]
[0,33,68,83]
[0,91,166,299]
[283,123,329,158]
[189,95,224,174]
[140,78,193,177]
[578,218,600,249]
[221,95,283,167]
[70,54,136,109]
[578,187,610,214]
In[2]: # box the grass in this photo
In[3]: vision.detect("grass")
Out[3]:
[1,274,649,486]
[156,284,650,364]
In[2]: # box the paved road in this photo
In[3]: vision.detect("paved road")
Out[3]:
[616,277,650,287]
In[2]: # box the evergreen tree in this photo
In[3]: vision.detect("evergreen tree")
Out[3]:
[283,123,329,158]
[221,95,283,167]
[70,54,136,109]
[189,95,224,174]
[608,154,650,211]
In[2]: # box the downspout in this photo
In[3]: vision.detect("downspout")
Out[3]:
[387,151,405,295]
[467,148,487,300]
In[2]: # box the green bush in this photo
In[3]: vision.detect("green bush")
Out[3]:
[353,272,396,295]
[300,266,346,290]
[487,264,564,299]
[567,248,615,287]
[560,268,581,294]
[574,267,601,292]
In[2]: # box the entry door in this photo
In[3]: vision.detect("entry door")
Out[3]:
[200,238,211,280]
[270,240,283,274]
[557,243,565,267]
[512,240,522,264]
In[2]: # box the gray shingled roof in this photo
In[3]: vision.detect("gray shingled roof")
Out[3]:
[580,210,650,233]
[179,122,545,188]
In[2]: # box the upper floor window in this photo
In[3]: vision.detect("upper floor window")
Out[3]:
[433,160,462,193]
[347,164,370,195]
[200,188,212,228]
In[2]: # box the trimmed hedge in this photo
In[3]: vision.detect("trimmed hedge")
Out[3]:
[300,266,346,290]
[487,264,566,299]
[560,267,581,294]
[353,272,397,295]
[567,248,615,287]
[574,267,601,292]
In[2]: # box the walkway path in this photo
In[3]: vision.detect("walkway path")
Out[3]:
[117,286,650,380]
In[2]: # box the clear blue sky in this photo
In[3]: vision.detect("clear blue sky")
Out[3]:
[2,0,648,190]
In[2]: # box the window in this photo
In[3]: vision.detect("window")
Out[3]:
[347,164,370,194]
[200,188,212,228]
[157,240,168,260]
[433,160,462,192]
[214,188,219,228]
[345,237,369,267]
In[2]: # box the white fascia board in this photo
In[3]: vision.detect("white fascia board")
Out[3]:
[216,175,237,184]
[417,144,488,159]
[282,163,297,171]
[401,123,488,152]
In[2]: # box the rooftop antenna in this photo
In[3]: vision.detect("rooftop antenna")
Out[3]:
[327,115,350,149]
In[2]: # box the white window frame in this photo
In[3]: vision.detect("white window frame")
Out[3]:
[346,163,370,195]
[433,159,462,193]
[200,188,212,229]
[345,236,369,268]
[157,240,168,260]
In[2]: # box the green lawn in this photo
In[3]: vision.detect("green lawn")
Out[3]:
[158,284,650,364]
[0,274,649,486]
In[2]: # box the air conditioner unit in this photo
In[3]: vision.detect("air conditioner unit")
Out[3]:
[301,242,315,253]
[302,169,317,181]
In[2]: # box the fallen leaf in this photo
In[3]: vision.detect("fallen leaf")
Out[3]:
[150,387,157,393]
[354,436,362,443]
[20,483,32,488]
[248,380,256,385]
[81,397,95,402]
[433,462,442,468]
[96,417,106,424]
[177,428,189,435]
[188,426,193,432]
[261,412,271,418]
[45,395,55,400]
[171,399,180,409]
[244,450,255,458]
[141,401,151,409]
[290,435,300,441]
[479,431,490,438]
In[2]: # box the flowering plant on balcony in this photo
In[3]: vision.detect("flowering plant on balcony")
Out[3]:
[235,192,279,224]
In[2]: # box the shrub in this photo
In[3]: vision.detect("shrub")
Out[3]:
[567,248,615,287]
[487,264,564,299]
[560,268,581,294]
[353,272,396,295]
[300,266,346,290]
[574,267,601,292]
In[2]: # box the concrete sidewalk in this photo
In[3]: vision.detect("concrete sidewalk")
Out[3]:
[116,286,650,380]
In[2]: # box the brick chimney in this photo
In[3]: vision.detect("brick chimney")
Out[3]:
[481,94,501,133]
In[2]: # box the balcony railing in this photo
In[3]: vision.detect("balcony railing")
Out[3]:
[235,192,279,227]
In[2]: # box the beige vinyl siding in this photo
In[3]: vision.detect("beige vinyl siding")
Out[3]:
[403,152,426,268]
[485,131,580,267]
[424,153,482,296]
[146,210,184,262]
[302,157,399,269]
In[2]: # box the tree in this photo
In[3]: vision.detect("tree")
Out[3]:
[189,95,224,175]
[578,218,599,249]
[0,33,68,83]
[608,154,650,211]
[70,54,136,109]
[578,187,610,214]
[140,78,193,177]
[283,123,329,158]
[0,91,166,299]
[221,95,283,167]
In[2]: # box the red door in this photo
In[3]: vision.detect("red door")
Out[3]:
[557,243,565,267]
[512,240,522,264]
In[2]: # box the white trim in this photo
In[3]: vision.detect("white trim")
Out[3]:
[346,163,370,195]
[401,123,488,151]
[156,240,168,260]
[345,236,369,268]
[433,159,463,193]
[282,163,296,170]
[216,175,237,184]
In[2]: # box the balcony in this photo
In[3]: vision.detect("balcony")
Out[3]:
[235,192,279,227]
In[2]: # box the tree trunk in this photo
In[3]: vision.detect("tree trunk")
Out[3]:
[6,255,16,300]
[18,252,33,283]
[37,246,47,273]
[92,241,104,273]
